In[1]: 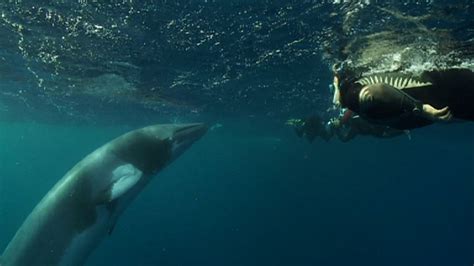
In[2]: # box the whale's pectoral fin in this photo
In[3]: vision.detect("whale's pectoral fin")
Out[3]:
[105,202,119,235]
[109,164,143,201]
[96,164,143,204]
[108,220,118,235]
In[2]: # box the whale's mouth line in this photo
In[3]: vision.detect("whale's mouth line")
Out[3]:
[174,123,208,137]
[172,123,208,146]
[170,123,207,161]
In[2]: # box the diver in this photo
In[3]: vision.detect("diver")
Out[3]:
[287,108,407,143]
[287,115,333,142]
[332,64,474,130]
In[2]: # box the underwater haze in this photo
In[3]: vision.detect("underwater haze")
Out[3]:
[1,1,473,266]
[1,121,473,266]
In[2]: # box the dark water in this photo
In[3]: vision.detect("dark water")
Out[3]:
[1,1,474,265]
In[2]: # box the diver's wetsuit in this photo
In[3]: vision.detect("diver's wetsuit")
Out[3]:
[339,68,474,129]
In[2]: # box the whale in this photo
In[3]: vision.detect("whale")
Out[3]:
[0,123,207,266]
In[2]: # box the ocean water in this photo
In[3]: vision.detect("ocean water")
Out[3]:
[1,1,474,265]
[1,121,473,266]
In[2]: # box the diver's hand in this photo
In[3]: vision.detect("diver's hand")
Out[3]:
[329,118,341,128]
[422,104,452,121]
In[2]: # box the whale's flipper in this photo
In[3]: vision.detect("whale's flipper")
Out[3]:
[109,164,143,202]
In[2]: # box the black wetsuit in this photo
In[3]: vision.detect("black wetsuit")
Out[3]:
[339,68,474,130]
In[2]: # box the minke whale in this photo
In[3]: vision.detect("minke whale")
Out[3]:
[0,123,207,266]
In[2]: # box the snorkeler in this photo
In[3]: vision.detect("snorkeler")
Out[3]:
[332,65,474,130]
[287,115,332,142]
[287,109,406,143]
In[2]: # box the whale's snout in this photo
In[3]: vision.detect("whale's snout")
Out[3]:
[170,123,208,159]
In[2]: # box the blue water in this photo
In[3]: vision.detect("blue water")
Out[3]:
[1,1,474,265]
[1,121,473,266]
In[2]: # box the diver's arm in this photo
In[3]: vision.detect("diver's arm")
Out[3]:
[320,121,335,141]
[328,118,356,142]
